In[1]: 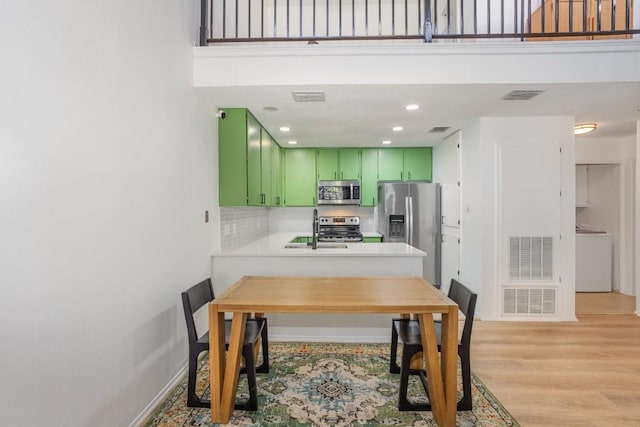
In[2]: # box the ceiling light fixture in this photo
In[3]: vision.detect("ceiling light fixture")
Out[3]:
[574,123,597,135]
[263,106,279,112]
[382,140,392,145]
[280,126,291,132]
[287,140,298,145]
[405,104,420,111]
[392,126,404,132]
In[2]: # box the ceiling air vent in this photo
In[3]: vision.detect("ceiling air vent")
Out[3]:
[428,126,450,133]
[503,90,545,101]
[291,91,326,103]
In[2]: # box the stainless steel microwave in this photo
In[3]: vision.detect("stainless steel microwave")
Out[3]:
[318,180,361,205]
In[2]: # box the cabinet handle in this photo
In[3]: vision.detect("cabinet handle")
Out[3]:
[408,171,411,180]
[401,171,403,180]
[334,172,337,179]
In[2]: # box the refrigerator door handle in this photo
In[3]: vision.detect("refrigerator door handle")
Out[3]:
[407,196,414,246]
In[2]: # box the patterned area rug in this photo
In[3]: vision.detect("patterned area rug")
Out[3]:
[145,342,518,427]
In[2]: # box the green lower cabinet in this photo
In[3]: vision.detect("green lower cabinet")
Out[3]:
[363,236,383,243]
[291,236,312,243]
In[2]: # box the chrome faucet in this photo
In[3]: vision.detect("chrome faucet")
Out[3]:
[310,208,318,249]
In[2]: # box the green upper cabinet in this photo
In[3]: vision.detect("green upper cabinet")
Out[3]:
[378,147,432,182]
[316,149,339,180]
[283,148,317,206]
[378,148,404,181]
[246,112,263,206]
[218,108,249,206]
[360,148,378,207]
[218,108,282,207]
[338,148,361,180]
[316,148,361,181]
[271,142,282,206]
[404,147,432,181]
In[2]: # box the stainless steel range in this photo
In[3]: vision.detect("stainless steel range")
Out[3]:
[318,216,363,242]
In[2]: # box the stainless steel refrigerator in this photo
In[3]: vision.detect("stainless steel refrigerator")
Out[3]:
[377,181,442,287]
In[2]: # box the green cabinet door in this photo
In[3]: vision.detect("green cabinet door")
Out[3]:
[261,128,273,205]
[404,147,432,181]
[316,149,339,180]
[360,148,378,207]
[284,148,317,206]
[378,148,404,181]
[363,236,383,243]
[246,112,263,206]
[218,108,248,206]
[271,141,282,206]
[338,148,361,180]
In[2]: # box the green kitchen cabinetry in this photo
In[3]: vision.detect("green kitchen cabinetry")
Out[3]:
[283,148,317,206]
[316,149,339,180]
[316,148,361,181]
[218,108,249,206]
[290,236,312,243]
[218,108,282,207]
[378,148,405,181]
[271,141,282,206]
[404,147,432,181]
[337,148,361,180]
[360,148,379,207]
[246,113,264,205]
[378,147,432,182]
[363,236,383,243]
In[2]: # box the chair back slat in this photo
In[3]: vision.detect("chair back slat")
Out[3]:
[181,278,214,344]
[448,279,478,346]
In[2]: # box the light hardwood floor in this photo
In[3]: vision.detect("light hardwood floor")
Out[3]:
[471,297,640,426]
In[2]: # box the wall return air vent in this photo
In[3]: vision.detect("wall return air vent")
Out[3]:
[291,91,326,102]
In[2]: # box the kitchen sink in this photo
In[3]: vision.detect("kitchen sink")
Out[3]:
[284,243,348,249]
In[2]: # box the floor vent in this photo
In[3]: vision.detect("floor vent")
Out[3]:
[502,90,545,101]
[291,91,326,102]
[503,288,556,315]
[509,236,553,281]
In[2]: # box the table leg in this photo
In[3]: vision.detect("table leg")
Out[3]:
[440,307,458,426]
[418,313,447,426]
[209,303,226,423]
[219,312,248,422]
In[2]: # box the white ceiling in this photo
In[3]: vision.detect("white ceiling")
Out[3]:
[207,82,640,147]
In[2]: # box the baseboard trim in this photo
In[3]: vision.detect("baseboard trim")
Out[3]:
[129,363,188,427]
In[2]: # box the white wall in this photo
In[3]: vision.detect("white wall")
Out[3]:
[460,116,576,320]
[0,2,217,426]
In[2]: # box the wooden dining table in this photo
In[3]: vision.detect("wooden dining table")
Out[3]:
[208,275,459,427]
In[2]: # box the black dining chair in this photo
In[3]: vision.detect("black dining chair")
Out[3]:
[389,279,477,411]
[181,278,269,410]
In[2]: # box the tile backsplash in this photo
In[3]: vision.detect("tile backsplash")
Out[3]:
[219,207,269,250]
[220,206,377,249]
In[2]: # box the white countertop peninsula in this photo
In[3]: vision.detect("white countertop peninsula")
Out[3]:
[211,232,427,342]
[213,232,422,257]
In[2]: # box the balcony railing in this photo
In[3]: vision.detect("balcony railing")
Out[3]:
[199,0,638,45]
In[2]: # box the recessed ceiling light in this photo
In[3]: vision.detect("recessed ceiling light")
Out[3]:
[392,126,404,132]
[287,140,298,145]
[405,104,420,111]
[382,140,392,145]
[280,126,291,132]
[574,123,597,135]
[263,106,279,112]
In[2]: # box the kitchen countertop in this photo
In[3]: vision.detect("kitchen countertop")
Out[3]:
[213,232,425,257]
